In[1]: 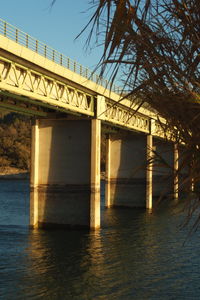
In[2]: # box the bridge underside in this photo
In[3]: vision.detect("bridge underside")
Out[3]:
[0,91,54,117]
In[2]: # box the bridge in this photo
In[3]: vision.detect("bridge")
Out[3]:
[0,19,179,229]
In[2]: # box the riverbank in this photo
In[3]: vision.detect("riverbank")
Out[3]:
[0,167,29,179]
[0,167,105,180]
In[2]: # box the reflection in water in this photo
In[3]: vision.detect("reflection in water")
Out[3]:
[1,180,200,299]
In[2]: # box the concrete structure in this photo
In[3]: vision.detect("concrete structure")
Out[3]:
[105,132,147,208]
[30,118,101,229]
[0,19,181,229]
[152,139,174,199]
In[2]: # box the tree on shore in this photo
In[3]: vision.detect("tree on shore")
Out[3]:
[80,0,200,224]
[0,113,31,171]
[83,0,199,139]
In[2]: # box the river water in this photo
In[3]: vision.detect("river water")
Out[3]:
[0,179,200,300]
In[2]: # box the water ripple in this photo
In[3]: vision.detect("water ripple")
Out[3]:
[1,181,200,299]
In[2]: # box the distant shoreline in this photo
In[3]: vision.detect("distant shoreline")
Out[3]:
[0,168,105,180]
[0,173,29,180]
[0,167,29,180]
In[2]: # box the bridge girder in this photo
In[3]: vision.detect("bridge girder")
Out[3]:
[0,56,94,117]
[0,55,169,138]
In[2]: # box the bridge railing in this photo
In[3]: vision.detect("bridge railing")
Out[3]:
[0,18,122,94]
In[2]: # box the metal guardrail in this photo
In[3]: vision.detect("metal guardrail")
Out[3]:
[0,18,122,94]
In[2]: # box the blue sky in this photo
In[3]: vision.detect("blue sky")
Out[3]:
[1,0,102,70]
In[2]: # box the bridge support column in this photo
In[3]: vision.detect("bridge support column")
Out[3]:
[30,120,39,228]
[178,146,191,197]
[105,133,147,208]
[146,134,153,209]
[153,139,174,199]
[30,118,101,229]
[105,135,111,207]
[174,143,179,200]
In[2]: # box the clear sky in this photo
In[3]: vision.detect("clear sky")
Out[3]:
[1,0,101,71]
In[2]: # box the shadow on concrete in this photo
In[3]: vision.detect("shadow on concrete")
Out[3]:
[35,119,92,229]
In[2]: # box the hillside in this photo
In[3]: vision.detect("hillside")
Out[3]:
[0,112,106,175]
[0,112,31,173]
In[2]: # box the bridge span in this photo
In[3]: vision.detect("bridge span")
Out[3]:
[0,19,180,229]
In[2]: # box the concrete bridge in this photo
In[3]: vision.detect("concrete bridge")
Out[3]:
[0,19,179,229]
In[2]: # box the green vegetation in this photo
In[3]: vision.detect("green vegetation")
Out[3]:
[0,112,31,171]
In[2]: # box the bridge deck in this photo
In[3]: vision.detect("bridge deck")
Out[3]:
[0,18,166,138]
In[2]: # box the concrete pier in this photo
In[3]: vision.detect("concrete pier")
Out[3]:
[146,134,153,209]
[29,118,180,231]
[30,118,101,229]
[178,146,191,196]
[152,139,174,199]
[105,132,147,208]
[174,143,179,200]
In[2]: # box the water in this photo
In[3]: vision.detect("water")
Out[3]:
[1,180,200,300]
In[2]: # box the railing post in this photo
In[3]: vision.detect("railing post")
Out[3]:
[44,45,47,58]
[52,50,55,62]
[60,54,63,66]
[26,34,29,48]
[67,58,70,69]
[86,68,88,78]
[105,79,108,89]
[3,22,7,37]
[35,40,38,53]
[16,29,18,43]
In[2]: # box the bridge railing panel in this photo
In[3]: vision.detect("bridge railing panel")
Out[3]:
[0,18,122,94]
